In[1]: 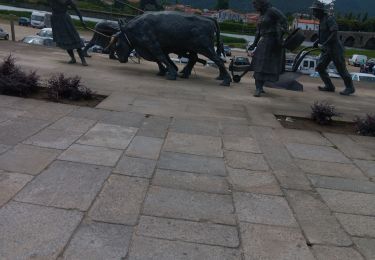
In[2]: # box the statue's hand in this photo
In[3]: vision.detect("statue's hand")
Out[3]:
[247,44,256,51]
[313,41,319,48]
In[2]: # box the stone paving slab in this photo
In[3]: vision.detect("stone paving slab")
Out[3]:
[0,143,11,154]
[49,116,96,133]
[62,221,133,260]
[272,169,313,191]
[89,175,149,225]
[317,188,375,216]
[58,144,122,167]
[312,245,364,260]
[221,124,251,137]
[137,116,170,138]
[286,143,351,163]
[296,159,368,180]
[77,123,138,149]
[170,118,221,137]
[126,136,164,160]
[308,174,375,194]
[23,128,83,149]
[324,133,375,161]
[278,129,332,146]
[227,167,282,195]
[0,170,33,207]
[114,155,156,178]
[224,150,269,171]
[22,102,76,121]
[0,144,60,175]
[335,213,375,237]
[285,190,352,246]
[0,201,82,260]
[223,136,261,153]
[354,159,375,178]
[70,107,145,128]
[234,192,298,227]
[153,169,230,194]
[15,161,111,211]
[158,152,226,176]
[0,117,50,145]
[240,223,315,260]
[164,132,223,158]
[143,186,236,225]
[128,236,241,260]
[353,237,375,260]
[136,216,239,247]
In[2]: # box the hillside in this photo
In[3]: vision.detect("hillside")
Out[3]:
[166,0,375,16]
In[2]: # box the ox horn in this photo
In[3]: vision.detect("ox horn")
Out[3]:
[105,35,118,51]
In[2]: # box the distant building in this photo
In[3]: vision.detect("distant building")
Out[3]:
[165,4,202,15]
[243,13,259,24]
[292,18,319,31]
[213,9,244,23]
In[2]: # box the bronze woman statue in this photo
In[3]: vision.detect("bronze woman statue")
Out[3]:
[248,0,287,97]
[48,0,88,66]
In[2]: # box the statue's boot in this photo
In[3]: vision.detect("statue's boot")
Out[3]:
[340,85,355,96]
[254,89,262,97]
[77,49,88,66]
[254,80,265,97]
[67,50,76,64]
[318,86,335,92]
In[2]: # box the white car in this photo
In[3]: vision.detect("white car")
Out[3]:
[37,28,53,38]
[348,54,367,67]
[310,71,340,78]
[350,73,375,82]
[0,27,9,40]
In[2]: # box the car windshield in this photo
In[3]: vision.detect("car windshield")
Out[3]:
[31,15,44,22]
[39,30,52,37]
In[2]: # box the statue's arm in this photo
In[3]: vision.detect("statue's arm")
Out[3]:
[69,0,86,27]
[248,25,260,50]
[321,17,339,47]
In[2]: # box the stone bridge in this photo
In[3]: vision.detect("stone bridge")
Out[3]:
[303,30,375,49]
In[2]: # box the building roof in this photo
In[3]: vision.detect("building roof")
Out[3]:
[296,19,319,25]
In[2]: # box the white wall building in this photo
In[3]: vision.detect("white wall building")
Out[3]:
[292,18,319,31]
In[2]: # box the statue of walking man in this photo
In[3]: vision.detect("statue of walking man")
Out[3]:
[311,0,355,95]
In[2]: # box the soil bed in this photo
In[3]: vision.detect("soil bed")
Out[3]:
[275,115,358,135]
[28,88,107,108]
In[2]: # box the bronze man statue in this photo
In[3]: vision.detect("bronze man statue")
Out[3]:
[311,1,355,95]
[248,0,287,97]
[48,0,88,66]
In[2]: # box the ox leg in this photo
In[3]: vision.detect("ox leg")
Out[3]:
[180,53,198,79]
[158,55,177,80]
[201,49,232,86]
[157,62,167,76]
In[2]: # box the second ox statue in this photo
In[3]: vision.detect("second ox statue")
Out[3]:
[108,11,232,86]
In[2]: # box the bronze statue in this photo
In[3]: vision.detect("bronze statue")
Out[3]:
[311,1,355,95]
[248,0,287,97]
[48,0,88,66]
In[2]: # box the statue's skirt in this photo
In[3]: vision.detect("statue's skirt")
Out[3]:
[51,13,83,50]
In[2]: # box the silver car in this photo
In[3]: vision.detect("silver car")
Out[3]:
[0,27,9,40]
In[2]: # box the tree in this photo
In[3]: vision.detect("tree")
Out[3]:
[362,12,368,22]
[216,0,229,10]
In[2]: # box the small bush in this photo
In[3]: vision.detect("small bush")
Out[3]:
[311,101,341,125]
[355,114,375,137]
[47,73,93,102]
[0,55,40,97]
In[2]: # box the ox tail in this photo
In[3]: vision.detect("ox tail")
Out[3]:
[207,17,224,57]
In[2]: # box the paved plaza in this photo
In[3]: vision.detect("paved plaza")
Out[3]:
[0,40,375,259]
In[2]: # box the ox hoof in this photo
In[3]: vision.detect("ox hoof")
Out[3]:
[179,73,190,79]
[216,75,225,81]
[166,74,177,80]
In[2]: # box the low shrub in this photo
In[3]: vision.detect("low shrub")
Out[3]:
[311,101,341,125]
[47,73,93,101]
[355,114,375,136]
[0,55,40,97]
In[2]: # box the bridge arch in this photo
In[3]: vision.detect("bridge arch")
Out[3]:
[344,36,355,47]
[365,38,375,50]
[310,33,318,42]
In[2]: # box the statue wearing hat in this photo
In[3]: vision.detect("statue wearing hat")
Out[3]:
[311,0,355,95]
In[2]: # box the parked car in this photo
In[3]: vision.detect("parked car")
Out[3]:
[351,72,375,82]
[310,71,340,78]
[224,45,232,56]
[360,58,375,74]
[0,27,9,40]
[348,54,367,67]
[21,36,55,47]
[18,17,30,26]
[37,28,53,38]
[31,11,51,28]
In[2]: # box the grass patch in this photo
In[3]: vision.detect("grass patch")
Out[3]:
[221,35,247,48]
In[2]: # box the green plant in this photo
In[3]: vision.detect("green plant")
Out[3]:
[355,114,375,136]
[47,73,93,101]
[311,101,341,125]
[0,55,40,97]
